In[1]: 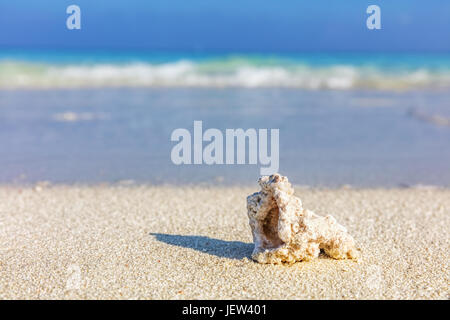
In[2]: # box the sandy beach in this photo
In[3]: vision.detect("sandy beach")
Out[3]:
[0,184,448,300]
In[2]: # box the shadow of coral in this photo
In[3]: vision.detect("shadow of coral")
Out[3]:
[150,233,253,260]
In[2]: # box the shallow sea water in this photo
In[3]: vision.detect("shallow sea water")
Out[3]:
[0,88,449,187]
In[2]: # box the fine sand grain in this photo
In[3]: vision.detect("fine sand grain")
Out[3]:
[0,185,448,299]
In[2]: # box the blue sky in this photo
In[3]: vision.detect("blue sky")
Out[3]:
[0,0,449,52]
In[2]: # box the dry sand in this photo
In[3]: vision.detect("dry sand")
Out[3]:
[0,184,448,299]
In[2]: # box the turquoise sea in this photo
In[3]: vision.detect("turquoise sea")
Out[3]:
[1,51,450,90]
[0,50,449,186]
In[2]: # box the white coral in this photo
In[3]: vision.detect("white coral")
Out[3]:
[247,174,358,264]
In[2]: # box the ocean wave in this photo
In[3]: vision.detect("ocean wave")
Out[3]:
[1,59,450,90]
[407,108,450,127]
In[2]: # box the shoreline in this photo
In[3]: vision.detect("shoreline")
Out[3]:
[0,185,449,299]
[1,180,449,190]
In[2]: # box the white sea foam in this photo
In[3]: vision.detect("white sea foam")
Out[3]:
[52,112,107,122]
[1,60,450,90]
